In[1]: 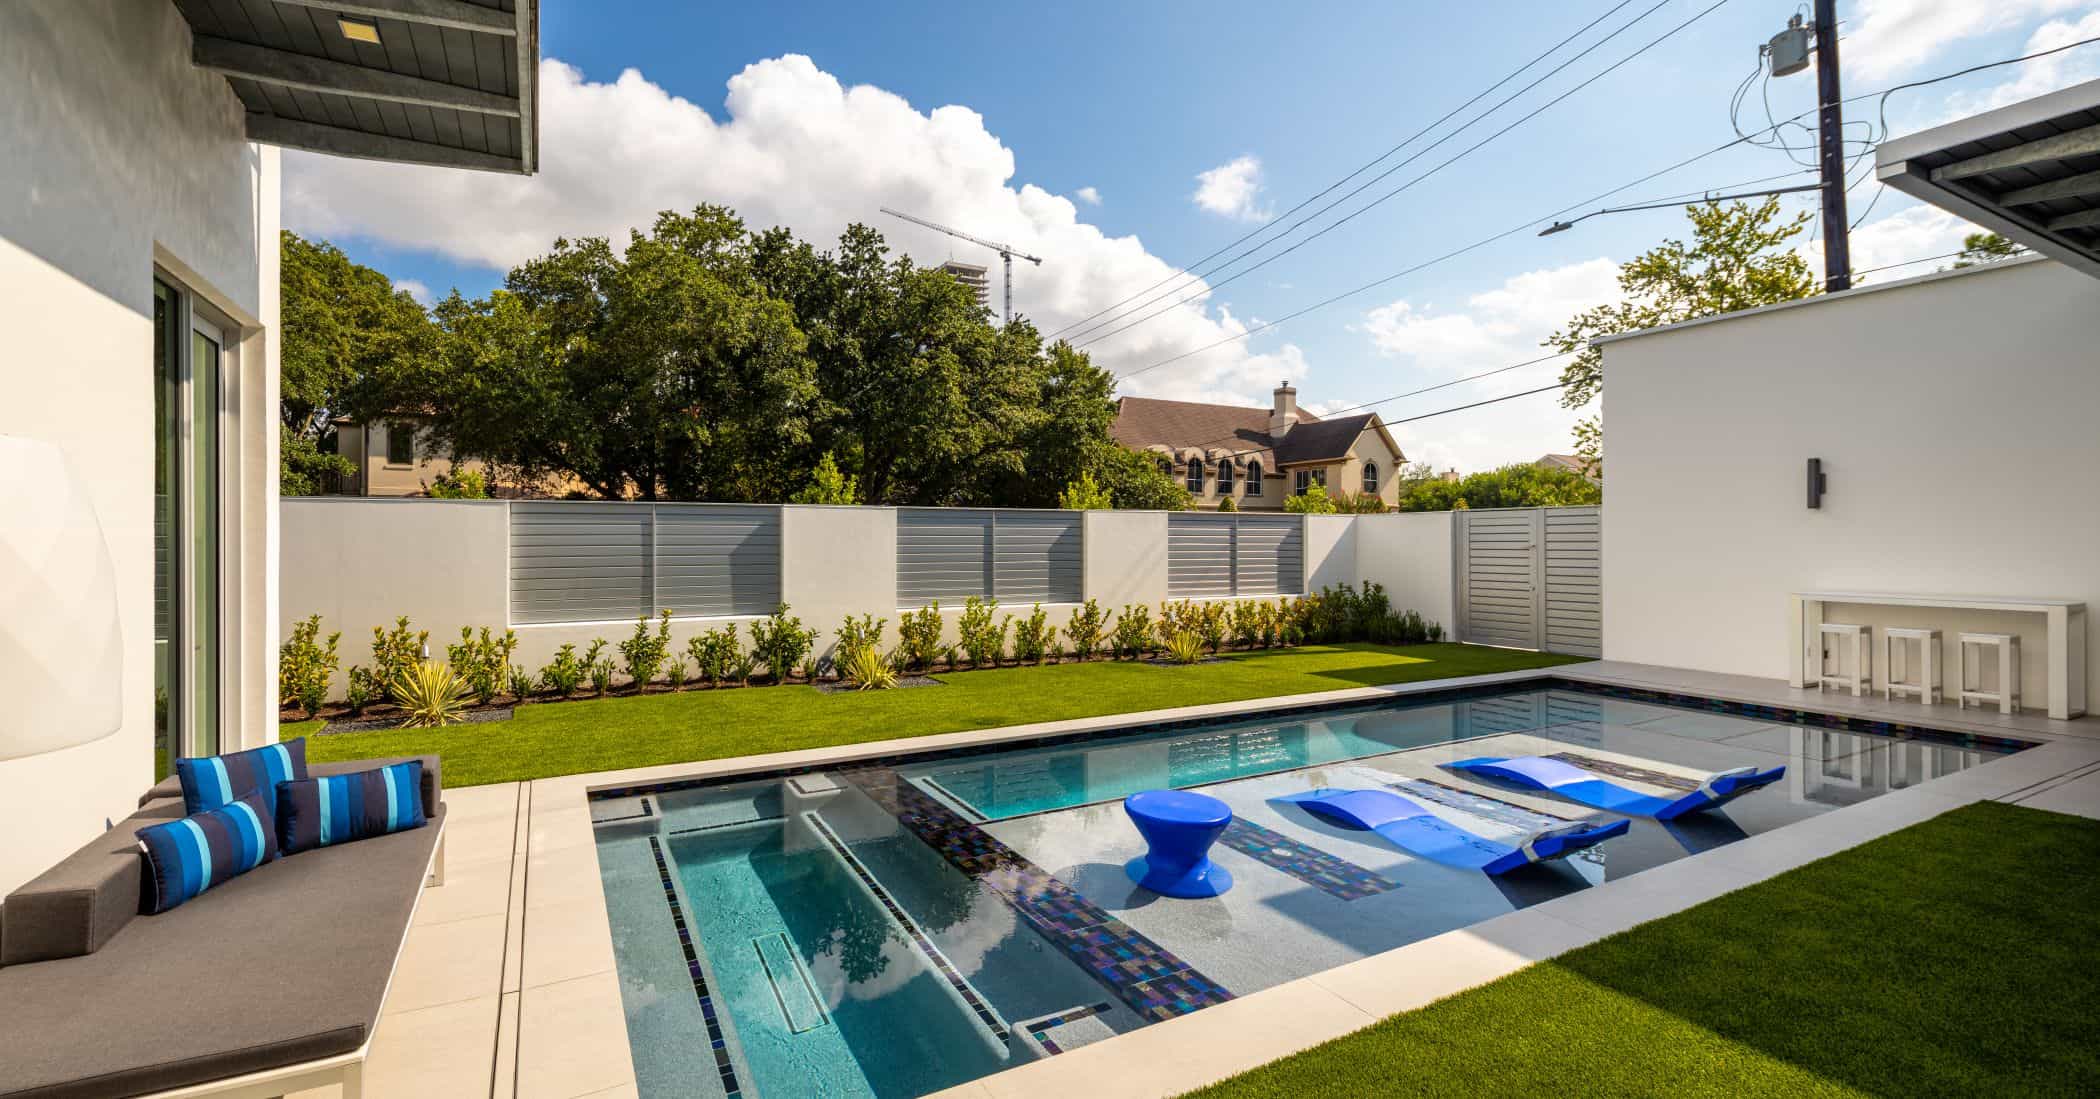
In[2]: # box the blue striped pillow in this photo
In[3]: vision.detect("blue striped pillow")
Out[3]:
[176,738,307,818]
[276,761,428,856]
[135,788,279,913]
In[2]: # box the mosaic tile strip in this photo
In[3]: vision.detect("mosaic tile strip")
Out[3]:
[840,767,1236,1023]
[646,836,743,1098]
[802,812,1011,1042]
[586,676,2035,806]
[1548,751,1700,792]
[1023,1002,1114,1055]
[1216,818,1400,901]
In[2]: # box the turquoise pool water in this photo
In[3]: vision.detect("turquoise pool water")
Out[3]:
[593,684,2021,1099]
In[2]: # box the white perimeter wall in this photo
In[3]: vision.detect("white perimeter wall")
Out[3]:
[0,2,278,895]
[280,502,1461,685]
[1601,257,2100,710]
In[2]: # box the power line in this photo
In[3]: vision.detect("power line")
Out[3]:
[1045,0,1646,340]
[1108,37,2100,384]
[1072,0,1737,350]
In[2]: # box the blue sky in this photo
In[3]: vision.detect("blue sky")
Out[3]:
[293,0,2100,471]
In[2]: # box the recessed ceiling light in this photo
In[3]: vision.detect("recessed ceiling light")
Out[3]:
[338,18,381,45]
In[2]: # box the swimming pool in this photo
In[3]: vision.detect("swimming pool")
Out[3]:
[588,680,2025,1098]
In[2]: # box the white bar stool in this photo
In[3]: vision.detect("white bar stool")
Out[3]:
[1816,623,1870,697]
[1958,632,2019,714]
[1881,627,1941,704]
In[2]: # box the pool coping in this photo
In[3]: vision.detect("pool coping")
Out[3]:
[512,660,2100,1099]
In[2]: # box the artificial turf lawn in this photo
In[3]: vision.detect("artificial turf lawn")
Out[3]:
[1187,800,2100,1098]
[288,642,1580,787]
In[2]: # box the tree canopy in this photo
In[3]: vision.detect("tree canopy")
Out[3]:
[1547,198,1819,475]
[1398,463,1600,511]
[285,207,1187,508]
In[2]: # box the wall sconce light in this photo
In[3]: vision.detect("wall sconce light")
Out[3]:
[0,435,123,760]
[1807,457,1827,509]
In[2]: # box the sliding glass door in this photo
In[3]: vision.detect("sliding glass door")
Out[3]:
[153,278,225,774]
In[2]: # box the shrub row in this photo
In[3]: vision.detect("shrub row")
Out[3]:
[278,582,1442,721]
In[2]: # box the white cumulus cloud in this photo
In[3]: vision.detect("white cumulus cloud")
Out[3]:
[1845,0,2092,82]
[1355,259,1620,473]
[1074,185,1101,205]
[1191,155,1271,222]
[283,56,1304,404]
[392,278,433,306]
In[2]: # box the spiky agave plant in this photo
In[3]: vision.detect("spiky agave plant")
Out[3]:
[392,660,470,728]
[843,644,899,690]
[1164,630,1206,665]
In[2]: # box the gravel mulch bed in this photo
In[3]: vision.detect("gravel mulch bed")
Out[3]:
[814,675,945,694]
[320,707,514,735]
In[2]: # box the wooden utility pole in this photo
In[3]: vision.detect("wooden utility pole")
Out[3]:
[1814,0,1851,290]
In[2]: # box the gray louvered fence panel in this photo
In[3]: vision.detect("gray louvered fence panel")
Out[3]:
[654,504,783,618]
[1234,515,1304,595]
[1543,506,1602,657]
[1459,510,1540,649]
[1167,514,1236,598]
[509,502,653,624]
[897,509,994,606]
[992,512,1083,604]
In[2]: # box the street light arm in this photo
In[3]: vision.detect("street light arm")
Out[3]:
[1538,182,1826,235]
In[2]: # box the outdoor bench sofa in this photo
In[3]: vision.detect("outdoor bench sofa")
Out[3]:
[0,755,446,1099]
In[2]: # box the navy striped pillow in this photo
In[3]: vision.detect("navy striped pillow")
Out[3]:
[176,738,307,817]
[135,788,279,913]
[277,761,428,856]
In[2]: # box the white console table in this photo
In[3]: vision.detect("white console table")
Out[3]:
[1788,592,2088,720]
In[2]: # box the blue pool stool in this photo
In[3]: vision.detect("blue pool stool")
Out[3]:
[1123,789,1235,898]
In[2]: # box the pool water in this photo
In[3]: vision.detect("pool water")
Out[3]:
[592,684,2020,1098]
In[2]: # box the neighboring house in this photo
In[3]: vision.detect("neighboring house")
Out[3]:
[1112,383,1407,509]
[333,412,468,496]
[0,0,541,897]
[1538,452,1598,480]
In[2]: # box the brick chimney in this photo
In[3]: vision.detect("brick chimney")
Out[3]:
[1269,381,1299,438]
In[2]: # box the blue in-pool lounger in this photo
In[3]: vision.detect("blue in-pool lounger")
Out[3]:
[1444,756,1785,820]
[1272,788,1627,876]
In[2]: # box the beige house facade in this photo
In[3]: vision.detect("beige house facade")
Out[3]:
[1112,383,1407,510]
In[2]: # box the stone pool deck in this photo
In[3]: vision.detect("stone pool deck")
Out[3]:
[290,660,2100,1098]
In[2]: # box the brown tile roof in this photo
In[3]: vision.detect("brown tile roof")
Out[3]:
[1112,396,1376,467]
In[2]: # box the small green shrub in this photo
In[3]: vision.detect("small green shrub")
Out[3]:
[424,468,488,499]
[447,625,517,706]
[843,643,899,690]
[749,604,818,685]
[1156,600,1195,647]
[798,656,820,683]
[664,656,688,692]
[538,644,587,698]
[728,648,759,687]
[899,603,944,672]
[1164,630,1206,665]
[1013,604,1052,664]
[618,610,674,689]
[588,657,616,697]
[1195,601,1228,653]
[279,613,341,715]
[836,614,886,660]
[1111,604,1154,659]
[1064,598,1109,661]
[371,616,428,702]
[958,597,1009,667]
[507,664,535,702]
[687,625,740,687]
[393,661,470,728]
[344,665,379,716]
[1229,600,1264,648]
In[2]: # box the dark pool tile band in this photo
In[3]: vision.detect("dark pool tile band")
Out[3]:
[801,813,1012,1043]
[645,836,744,1098]
[1025,1002,1113,1055]
[1217,818,1400,901]
[589,676,2036,805]
[841,767,1237,1022]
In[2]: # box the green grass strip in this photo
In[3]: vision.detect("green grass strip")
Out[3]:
[1188,801,2100,1098]
[292,642,1581,787]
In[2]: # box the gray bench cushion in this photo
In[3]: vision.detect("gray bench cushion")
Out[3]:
[5,756,439,967]
[0,802,446,1098]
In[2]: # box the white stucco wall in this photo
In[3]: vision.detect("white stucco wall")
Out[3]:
[0,1,277,895]
[1354,512,1457,629]
[1304,515,1357,592]
[1600,257,2100,710]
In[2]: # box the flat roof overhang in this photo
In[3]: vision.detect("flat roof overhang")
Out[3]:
[175,0,538,175]
[1876,77,2100,280]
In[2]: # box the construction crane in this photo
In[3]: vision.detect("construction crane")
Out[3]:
[879,207,1042,324]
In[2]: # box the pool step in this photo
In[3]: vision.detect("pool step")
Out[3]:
[752,931,829,1034]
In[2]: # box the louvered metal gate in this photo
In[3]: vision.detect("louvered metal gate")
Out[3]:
[1456,506,1601,657]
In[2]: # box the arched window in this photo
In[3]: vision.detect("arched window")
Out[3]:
[1185,459,1205,494]
[1362,462,1379,494]
[1217,459,1235,494]
[1246,460,1263,496]
[1158,456,1173,477]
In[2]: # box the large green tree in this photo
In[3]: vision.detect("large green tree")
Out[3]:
[279,230,440,493]
[1547,198,1819,474]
